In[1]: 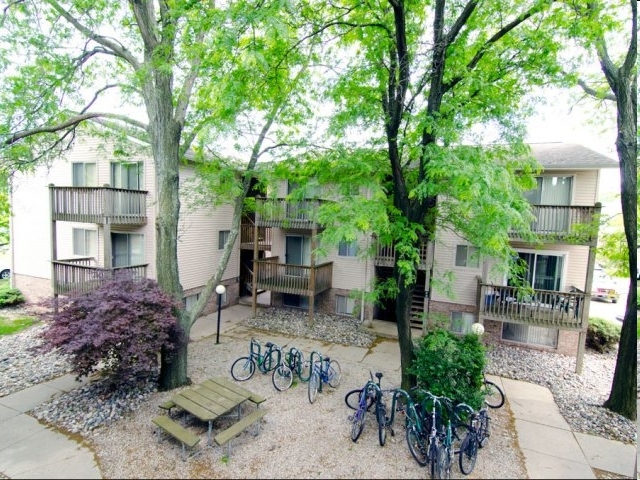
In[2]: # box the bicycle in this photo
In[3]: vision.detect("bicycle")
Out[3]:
[458,405,490,475]
[347,372,379,442]
[271,344,294,391]
[307,351,341,404]
[230,337,284,381]
[481,375,505,409]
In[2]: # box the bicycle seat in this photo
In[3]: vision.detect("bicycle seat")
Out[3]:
[265,342,273,348]
[324,357,330,362]
[375,372,383,380]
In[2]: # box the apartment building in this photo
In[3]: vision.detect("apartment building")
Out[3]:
[246,143,618,363]
[9,133,618,363]
[10,130,240,315]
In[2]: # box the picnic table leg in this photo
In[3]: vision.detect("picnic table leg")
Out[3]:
[207,421,213,446]
[236,404,241,420]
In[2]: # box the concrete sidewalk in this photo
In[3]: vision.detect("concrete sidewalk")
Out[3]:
[0,303,636,479]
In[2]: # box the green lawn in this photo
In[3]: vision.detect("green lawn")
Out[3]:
[0,316,35,335]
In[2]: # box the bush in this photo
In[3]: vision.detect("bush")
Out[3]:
[586,317,621,353]
[36,275,183,385]
[407,327,486,410]
[0,287,25,307]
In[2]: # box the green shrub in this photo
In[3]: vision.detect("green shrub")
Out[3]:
[586,317,621,353]
[0,288,25,307]
[408,327,486,410]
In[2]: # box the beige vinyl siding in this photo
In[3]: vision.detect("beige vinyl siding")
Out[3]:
[326,236,372,291]
[176,169,239,291]
[430,230,480,306]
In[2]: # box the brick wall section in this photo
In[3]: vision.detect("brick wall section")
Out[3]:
[430,300,580,358]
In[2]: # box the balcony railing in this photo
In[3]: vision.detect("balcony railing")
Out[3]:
[254,198,324,229]
[240,223,272,251]
[52,258,148,296]
[374,239,430,269]
[477,281,587,330]
[252,256,333,296]
[50,186,147,225]
[508,205,600,245]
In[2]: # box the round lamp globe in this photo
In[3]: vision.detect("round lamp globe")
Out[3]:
[471,323,485,335]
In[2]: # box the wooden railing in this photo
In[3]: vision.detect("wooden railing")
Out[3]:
[254,198,325,229]
[477,281,588,329]
[50,186,147,225]
[240,223,272,250]
[508,205,600,245]
[52,258,148,295]
[374,239,430,269]
[252,256,333,296]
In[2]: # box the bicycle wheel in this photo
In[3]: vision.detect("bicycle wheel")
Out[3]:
[350,407,366,442]
[308,371,320,403]
[377,401,387,446]
[345,388,375,411]
[482,380,505,408]
[477,411,490,448]
[272,364,293,391]
[327,360,341,388]
[230,356,255,381]
[458,431,478,475]
[428,439,439,479]
[406,426,428,466]
[435,443,452,479]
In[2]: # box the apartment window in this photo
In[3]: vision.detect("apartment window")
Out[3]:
[219,230,230,250]
[338,240,357,257]
[451,312,476,334]
[283,294,309,310]
[502,323,558,348]
[184,293,200,311]
[111,161,143,190]
[72,228,97,256]
[455,245,479,268]
[336,295,356,316]
[72,162,96,187]
[112,233,144,267]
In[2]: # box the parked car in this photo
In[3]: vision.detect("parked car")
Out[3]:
[591,265,620,303]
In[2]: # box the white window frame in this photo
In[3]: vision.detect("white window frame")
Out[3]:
[451,311,476,334]
[338,240,357,257]
[110,161,144,190]
[501,323,558,348]
[72,162,96,187]
[336,295,356,316]
[219,230,230,250]
[72,228,97,256]
[184,293,200,311]
[455,245,480,268]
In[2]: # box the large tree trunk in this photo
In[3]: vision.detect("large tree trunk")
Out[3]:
[603,45,637,419]
[145,81,190,391]
[395,268,417,391]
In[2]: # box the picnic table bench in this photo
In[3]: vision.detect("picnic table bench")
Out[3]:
[154,376,267,460]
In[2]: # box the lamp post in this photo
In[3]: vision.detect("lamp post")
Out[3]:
[215,284,226,344]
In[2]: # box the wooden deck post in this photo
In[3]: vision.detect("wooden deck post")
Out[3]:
[251,223,258,318]
[308,227,316,326]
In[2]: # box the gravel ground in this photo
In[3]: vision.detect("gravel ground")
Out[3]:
[0,305,636,479]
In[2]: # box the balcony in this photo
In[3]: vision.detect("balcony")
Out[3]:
[374,239,430,269]
[252,256,333,296]
[52,258,148,296]
[508,204,600,245]
[240,223,272,251]
[50,186,147,225]
[254,198,324,230]
[477,281,588,330]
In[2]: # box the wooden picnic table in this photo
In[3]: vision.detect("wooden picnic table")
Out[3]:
[169,376,258,446]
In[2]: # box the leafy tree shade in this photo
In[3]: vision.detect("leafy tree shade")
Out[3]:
[309,1,579,390]
[567,0,636,421]
[1,1,318,390]
[36,276,182,385]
